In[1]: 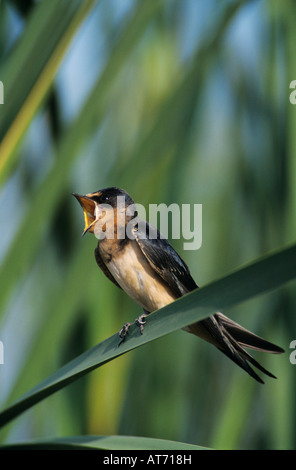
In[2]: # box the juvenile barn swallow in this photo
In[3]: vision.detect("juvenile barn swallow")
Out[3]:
[73,187,284,383]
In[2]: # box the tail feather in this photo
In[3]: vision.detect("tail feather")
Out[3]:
[187,312,284,384]
[215,312,284,354]
[216,342,266,384]
[217,323,277,384]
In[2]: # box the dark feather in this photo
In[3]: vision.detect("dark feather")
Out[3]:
[214,312,284,354]
[132,221,284,383]
[91,212,283,383]
[133,221,198,297]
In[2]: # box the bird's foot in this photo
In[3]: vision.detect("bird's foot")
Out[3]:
[135,312,148,335]
[118,322,132,346]
[118,313,148,346]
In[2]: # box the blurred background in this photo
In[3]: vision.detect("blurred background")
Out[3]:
[0,0,295,449]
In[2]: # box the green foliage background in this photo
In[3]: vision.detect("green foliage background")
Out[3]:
[0,0,295,449]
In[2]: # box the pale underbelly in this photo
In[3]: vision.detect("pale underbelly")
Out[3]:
[106,242,177,313]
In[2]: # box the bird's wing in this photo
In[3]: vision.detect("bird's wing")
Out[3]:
[132,221,198,297]
[94,245,122,290]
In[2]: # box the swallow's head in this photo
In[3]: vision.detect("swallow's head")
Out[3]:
[73,187,136,237]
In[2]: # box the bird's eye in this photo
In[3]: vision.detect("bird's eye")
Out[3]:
[91,194,109,204]
[101,194,109,203]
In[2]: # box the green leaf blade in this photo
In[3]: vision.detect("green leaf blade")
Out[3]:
[0,434,208,450]
[0,243,294,430]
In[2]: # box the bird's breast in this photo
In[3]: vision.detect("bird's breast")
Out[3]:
[105,240,177,313]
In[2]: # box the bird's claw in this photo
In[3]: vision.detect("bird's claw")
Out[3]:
[135,313,147,335]
[118,313,148,345]
[118,322,132,346]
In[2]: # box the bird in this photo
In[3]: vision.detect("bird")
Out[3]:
[73,187,284,384]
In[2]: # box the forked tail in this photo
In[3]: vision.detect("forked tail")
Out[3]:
[187,312,284,384]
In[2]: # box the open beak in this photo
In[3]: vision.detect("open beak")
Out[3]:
[73,193,97,236]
